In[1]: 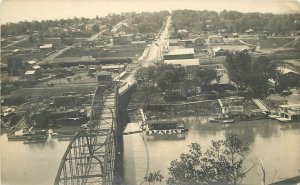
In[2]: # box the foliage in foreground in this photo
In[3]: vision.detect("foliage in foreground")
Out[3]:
[167,132,252,185]
[144,170,164,185]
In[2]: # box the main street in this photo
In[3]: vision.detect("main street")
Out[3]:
[118,16,171,94]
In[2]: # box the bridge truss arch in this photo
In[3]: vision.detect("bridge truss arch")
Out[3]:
[55,86,117,185]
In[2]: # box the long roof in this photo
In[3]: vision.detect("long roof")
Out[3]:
[25,70,36,75]
[277,66,300,75]
[164,48,195,56]
[164,59,199,66]
[40,44,53,49]
[101,64,125,69]
[27,60,36,65]
[212,45,250,52]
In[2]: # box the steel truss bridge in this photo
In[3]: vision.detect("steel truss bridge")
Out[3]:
[54,85,117,185]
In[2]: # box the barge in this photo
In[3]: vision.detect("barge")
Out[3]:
[145,121,186,135]
[8,129,48,143]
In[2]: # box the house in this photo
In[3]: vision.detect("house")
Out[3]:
[32,65,42,78]
[177,29,189,38]
[232,33,239,38]
[39,44,54,52]
[48,27,65,36]
[163,48,195,60]
[178,39,193,47]
[101,64,125,72]
[209,45,251,56]
[245,29,255,34]
[164,59,200,80]
[277,67,300,87]
[24,70,36,81]
[26,60,36,70]
[207,35,224,45]
[210,47,227,56]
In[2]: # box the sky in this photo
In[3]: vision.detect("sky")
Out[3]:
[0,0,300,24]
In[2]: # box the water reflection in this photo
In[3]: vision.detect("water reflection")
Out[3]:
[27,138,57,150]
[124,117,300,185]
[1,133,69,185]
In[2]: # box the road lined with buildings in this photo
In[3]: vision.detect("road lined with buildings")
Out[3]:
[119,16,171,94]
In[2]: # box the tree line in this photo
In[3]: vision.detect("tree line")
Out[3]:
[1,11,170,38]
[134,64,220,104]
[171,9,300,34]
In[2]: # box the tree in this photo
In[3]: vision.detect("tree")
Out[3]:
[225,52,278,97]
[135,64,185,92]
[167,132,253,185]
[193,68,220,86]
[144,170,164,185]
[92,24,100,33]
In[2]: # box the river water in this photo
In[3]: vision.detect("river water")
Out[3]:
[124,117,300,185]
[0,133,69,185]
[1,118,300,185]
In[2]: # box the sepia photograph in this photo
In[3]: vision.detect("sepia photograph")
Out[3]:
[1,0,300,184]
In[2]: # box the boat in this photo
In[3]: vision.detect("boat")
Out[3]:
[208,117,222,123]
[23,135,48,144]
[7,134,28,141]
[209,117,236,124]
[275,104,300,123]
[145,121,186,135]
[220,119,236,124]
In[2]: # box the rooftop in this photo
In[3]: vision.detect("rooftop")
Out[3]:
[279,104,300,109]
[101,64,125,70]
[277,67,300,75]
[212,45,250,52]
[164,59,199,67]
[39,44,53,49]
[32,65,41,70]
[52,56,96,64]
[131,41,146,44]
[164,48,195,56]
[25,70,36,75]
[27,60,36,65]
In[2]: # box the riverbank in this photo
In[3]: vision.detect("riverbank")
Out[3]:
[127,85,290,123]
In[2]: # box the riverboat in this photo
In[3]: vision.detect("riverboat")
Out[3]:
[8,130,48,143]
[7,134,28,141]
[145,121,186,135]
[275,104,300,123]
[208,117,236,124]
[24,135,48,144]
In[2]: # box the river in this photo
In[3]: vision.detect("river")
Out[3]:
[123,117,300,185]
[1,118,300,185]
[0,133,69,185]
